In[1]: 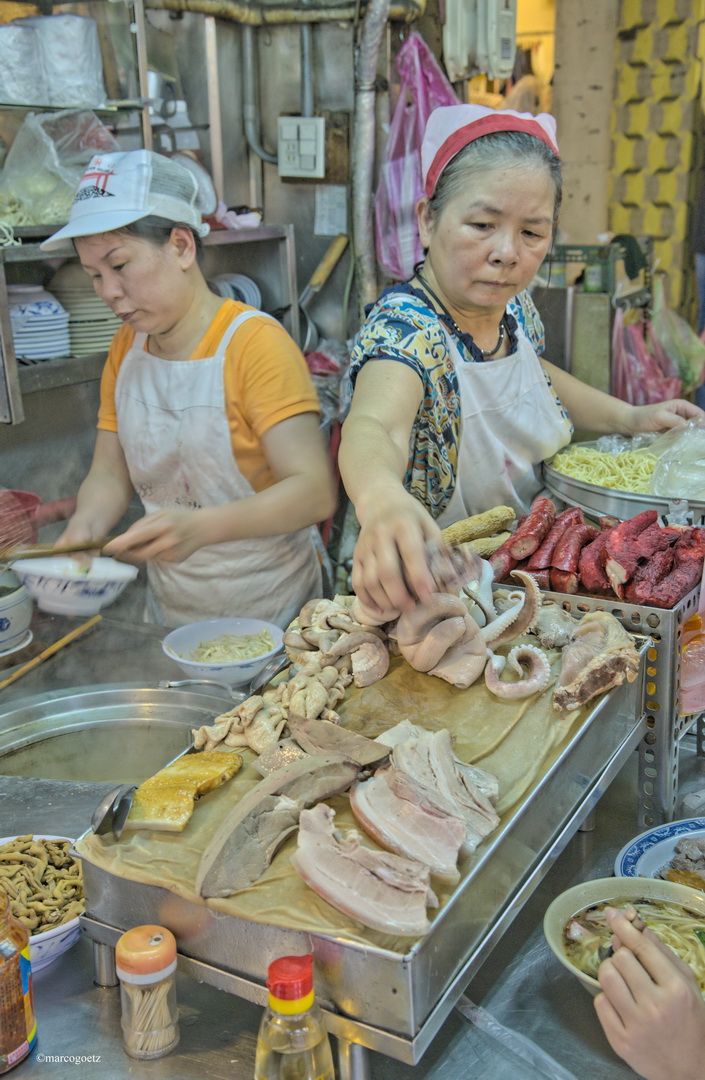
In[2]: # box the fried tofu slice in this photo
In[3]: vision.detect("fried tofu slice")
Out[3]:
[124,750,242,832]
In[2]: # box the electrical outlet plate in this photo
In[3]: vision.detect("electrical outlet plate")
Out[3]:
[277,116,326,179]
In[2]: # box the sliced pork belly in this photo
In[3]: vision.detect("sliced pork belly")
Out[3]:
[291,803,437,937]
[390,729,499,854]
[349,766,465,879]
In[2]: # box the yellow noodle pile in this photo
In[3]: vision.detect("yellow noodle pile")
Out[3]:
[549,446,657,494]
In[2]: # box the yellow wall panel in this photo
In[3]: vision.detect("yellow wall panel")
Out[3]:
[609,2,704,308]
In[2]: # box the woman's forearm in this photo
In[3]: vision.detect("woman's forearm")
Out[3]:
[67,468,133,539]
[541,359,633,434]
[339,414,410,523]
[195,470,336,544]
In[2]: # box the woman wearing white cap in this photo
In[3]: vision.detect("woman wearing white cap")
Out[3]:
[339,105,702,618]
[45,150,335,628]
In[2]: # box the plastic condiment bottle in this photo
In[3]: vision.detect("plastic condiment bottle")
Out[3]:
[115,925,179,1060]
[0,891,37,1074]
[254,954,335,1080]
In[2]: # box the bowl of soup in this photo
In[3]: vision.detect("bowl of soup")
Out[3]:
[544,876,705,996]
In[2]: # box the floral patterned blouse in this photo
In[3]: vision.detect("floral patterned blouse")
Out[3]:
[346,285,572,520]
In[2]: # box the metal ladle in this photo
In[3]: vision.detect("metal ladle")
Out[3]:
[90,783,136,838]
[158,651,291,703]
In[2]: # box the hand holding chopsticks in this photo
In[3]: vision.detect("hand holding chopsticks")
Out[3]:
[0,614,102,691]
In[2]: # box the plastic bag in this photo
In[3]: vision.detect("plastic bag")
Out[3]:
[611,306,682,405]
[374,33,458,281]
[13,14,106,108]
[650,275,705,393]
[0,110,119,226]
[649,418,705,499]
[0,24,47,106]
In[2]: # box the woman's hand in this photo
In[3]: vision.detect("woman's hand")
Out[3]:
[351,488,443,618]
[594,906,705,1080]
[626,398,705,435]
[103,509,207,565]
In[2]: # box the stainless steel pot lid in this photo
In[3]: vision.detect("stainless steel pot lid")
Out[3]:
[0,682,231,785]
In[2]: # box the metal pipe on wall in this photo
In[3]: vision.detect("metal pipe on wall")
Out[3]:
[351,0,390,322]
[300,23,314,118]
[242,24,278,164]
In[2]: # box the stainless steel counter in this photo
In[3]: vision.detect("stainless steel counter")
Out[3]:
[0,609,680,1079]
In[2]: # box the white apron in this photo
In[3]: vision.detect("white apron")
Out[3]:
[115,310,322,628]
[436,323,571,527]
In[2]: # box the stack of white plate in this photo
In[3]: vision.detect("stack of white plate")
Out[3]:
[8,286,70,363]
[48,263,121,357]
[209,273,262,308]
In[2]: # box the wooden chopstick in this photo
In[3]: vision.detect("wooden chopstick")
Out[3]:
[1,538,115,561]
[0,614,102,691]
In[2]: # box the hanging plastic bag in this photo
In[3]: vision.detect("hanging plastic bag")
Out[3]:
[650,275,705,393]
[374,33,458,281]
[611,306,682,406]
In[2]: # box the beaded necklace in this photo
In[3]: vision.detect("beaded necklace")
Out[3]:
[414,269,506,358]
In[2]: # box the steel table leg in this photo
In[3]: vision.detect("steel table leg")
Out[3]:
[92,940,118,987]
[336,1038,370,1080]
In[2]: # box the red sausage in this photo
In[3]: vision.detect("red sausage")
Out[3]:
[523,568,551,590]
[489,542,518,583]
[552,524,601,572]
[550,568,580,593]
[526,507,584,569]
[507,498,557,560]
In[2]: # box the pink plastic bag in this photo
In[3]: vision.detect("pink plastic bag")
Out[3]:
[611,307,682,405]
[374,33,458,281]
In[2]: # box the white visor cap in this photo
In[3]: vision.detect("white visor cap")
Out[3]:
[41,149,211,251]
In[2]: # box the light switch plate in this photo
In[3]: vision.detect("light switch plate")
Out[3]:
[277,116,326,178]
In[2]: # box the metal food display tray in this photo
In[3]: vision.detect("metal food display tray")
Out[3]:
[543,450,705,524]
[78,663,646,1074]
[532,585,703,828]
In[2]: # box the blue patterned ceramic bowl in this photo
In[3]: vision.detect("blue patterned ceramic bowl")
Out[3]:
[11,557,138,615]
[0,835,82,972]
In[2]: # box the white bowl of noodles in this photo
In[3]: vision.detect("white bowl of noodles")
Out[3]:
[162,617,284,688]
[543,876,705,996]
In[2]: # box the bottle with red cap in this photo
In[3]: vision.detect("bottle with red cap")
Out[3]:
[254,954,335,1080]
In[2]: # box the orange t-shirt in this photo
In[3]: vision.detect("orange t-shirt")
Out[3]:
[97,300,320,493]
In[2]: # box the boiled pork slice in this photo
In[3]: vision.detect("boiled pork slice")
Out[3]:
[349,766,465,880]
[290,803,437,937]
[552,611,640,712]
[196,754,359,897]
[389,729,500,853]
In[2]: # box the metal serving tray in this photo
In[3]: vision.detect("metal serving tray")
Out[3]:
[78,658,647,1068]
[543,449,705,523]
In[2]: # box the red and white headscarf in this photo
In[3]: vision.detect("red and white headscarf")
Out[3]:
[421,104,560,199]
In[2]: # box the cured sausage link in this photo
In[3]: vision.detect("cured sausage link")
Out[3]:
[507,498,556,560]
[526,507,584,570]
[489,541,518,583]
[551,524,601,572]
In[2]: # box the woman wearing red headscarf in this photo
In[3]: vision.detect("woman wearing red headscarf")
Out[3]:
[339,105,701,618]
